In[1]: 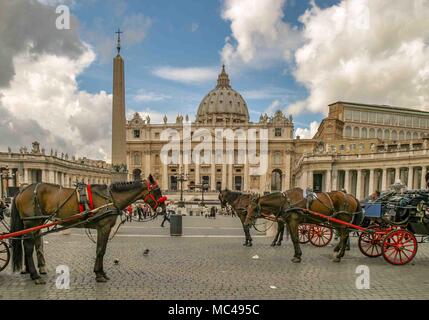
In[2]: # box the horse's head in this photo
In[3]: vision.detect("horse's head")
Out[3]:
[140,174,167,214]
[218,189,229,209]
[244,194,261,227]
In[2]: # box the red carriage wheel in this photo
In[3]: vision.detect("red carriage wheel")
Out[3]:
[0,241,10,272]
[309,225,333,247]
[382,229,417,265]
[358,227,384,258]
[298,224,311,244]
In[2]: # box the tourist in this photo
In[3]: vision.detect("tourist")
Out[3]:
[161,201,174,227]
[136,203,143,221]
[126,204,133,222]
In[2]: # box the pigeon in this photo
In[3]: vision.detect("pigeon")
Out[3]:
[114,259,120,265]
[143,249,150,256]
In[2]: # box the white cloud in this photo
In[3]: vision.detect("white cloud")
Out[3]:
[191,23,199,33]
[220,0,301,69]
[295,121,319,139]
[133,90,171,102]
[290,0,429,115]
[0,0,112,161]
[152,66,218,84]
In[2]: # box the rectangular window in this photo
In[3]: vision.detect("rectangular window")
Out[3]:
[275,128,282,137]
[360,112,368,123]
[133,129,140,138]
[352,110,360,122]
[406,116,412,127]
[399,116,405,126]
[413,117,419,128]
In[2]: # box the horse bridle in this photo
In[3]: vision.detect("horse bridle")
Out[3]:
[143,181,167,210]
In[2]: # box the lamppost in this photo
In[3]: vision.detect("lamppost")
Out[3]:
[175,172,188,208]
[0,168,16,198]
[190,182,209,207]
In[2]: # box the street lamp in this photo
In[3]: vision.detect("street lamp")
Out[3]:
[0,168,16,198]
[175,173,188,208]
[190,182,209,207]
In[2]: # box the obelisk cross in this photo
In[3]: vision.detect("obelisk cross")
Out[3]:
[116,28,123,54]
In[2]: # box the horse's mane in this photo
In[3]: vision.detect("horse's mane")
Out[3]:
[110,181,143,192]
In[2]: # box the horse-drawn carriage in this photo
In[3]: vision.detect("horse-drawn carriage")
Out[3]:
[357,189,429,265]
[0,176,167,283]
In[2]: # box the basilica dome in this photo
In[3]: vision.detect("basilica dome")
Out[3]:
[196,65,249,124]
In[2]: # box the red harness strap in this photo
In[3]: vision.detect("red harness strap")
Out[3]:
[79,184,95,213]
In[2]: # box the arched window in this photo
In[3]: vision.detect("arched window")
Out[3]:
[406,131,412,140]
[392,130,398,141]
[361,127,368,139]
[369,128,375,138]
[273,151,281,165]
[133,169,142,182]
[271,170,282,192]
[344,126,351,137]
[399,131,405,140]
[353,127,360,138]
[384,129,390,140]
[413,132,419,140]
[377,129,383,139]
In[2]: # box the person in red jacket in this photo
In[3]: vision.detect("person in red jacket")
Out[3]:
[126,205,133,223]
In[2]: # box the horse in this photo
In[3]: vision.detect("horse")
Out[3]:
[244,188,363,263]
[10,174,166,284]
[218,189,287,247]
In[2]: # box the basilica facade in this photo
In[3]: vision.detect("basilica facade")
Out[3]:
[111,48,429,201]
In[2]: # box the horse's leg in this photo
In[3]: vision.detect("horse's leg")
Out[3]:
[240,215,252,247]
[333,227,341,252]
[288,215,302,263]
[34,232,47,274]
[271,224,280,247]
[23,237,45,284]
[333,228,349,262]
[94,225,111,282]
[277,221,285,246]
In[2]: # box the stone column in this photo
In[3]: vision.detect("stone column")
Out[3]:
[344,170,350,193]
[368,169,375,196]
[325,170,332,192]
[227,164,233,190]
[24,168,29,184]
[407,167,413,189]
[195,164,200,185]
[243,163,249,192]
[162,164,168,191]
[221,162,227,190]
[308,170,314,190]
[144,152,151,178]
[382,168,388,191]
[284,154,291,190]
[331,170,338,191]
[183,162,189,190]
[260,171,267,193]
[421,166,427,189]
[395,167,400,183]
[49,170,56,184]
[211,163,216,191]
[356,169,362,200]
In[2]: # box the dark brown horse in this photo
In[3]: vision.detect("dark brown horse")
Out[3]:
[244,188,363,263]
[219,189,286,247]
[10,175,166,284]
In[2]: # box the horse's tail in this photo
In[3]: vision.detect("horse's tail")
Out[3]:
[10,196,24,272]
[351,195,364,226]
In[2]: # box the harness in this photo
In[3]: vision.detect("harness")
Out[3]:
[76,183,95,213]
[143,181,167,210]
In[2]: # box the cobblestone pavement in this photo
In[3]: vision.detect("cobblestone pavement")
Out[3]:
[1,216,429,300]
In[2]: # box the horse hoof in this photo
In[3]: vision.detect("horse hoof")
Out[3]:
[102,273,110,281]
[39,267,47,275]
[247,243,253,247]
[333,257,341,263]
[96,276,108,283]
[243,243,248,246]
[276,242,282,246]
[34,278,46,285]
[21,270,29,275]
[270,243,276,247]
[291,257,301,263]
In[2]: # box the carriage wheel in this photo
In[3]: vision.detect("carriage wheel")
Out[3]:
[358,227,384,258]
[382,229,417,265]
[309,225,333,247]
[298,224,311,244]
[0,241,10,272]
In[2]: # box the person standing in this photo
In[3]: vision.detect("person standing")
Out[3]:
[161,201,174,227]
[137,203,143,221]
[126,205,133,223]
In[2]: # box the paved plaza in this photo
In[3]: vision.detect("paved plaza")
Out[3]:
[1,215,429,300]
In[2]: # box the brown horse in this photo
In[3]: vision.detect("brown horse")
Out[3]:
[10,175,166,284]
[244,188,363,263]
[219,189,287,247]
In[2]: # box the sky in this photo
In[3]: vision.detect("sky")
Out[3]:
[1,0,429,162]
